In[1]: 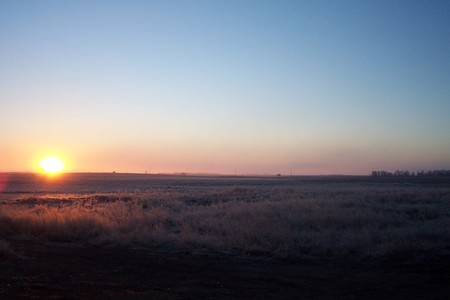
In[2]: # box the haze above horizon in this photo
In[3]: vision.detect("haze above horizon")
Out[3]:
[1,0,449,175]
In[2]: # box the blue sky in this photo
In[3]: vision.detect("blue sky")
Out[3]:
[1,0,449,174]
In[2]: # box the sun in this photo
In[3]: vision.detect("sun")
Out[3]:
[40,157,64,174]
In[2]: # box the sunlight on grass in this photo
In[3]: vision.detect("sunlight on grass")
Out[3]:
[1,185,449,259]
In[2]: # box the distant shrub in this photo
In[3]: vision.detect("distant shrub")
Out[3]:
[371,169,450,177]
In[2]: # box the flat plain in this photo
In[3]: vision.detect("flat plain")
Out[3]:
[1,173,449,299]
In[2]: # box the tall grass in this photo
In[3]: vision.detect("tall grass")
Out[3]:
[1,184,449,259]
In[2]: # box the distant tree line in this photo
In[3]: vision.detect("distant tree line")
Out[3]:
[371,169,450,177]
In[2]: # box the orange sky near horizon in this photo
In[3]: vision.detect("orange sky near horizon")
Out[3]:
[2,134,447,175]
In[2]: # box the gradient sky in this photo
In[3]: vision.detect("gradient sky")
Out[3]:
[1,0,449,175]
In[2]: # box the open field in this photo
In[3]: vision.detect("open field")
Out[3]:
[1,173,450,299]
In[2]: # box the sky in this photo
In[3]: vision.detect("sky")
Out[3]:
[1,0,449,175]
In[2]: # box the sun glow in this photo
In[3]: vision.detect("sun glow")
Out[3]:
[40,157,64,174]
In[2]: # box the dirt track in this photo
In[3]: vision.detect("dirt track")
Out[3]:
[1,239,449,299]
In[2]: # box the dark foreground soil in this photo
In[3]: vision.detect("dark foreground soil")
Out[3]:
[1,240,449,300]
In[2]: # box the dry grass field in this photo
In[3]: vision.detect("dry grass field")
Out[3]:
[1,173,450,299]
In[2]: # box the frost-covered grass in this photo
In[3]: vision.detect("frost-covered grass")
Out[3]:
[1,182,450,260]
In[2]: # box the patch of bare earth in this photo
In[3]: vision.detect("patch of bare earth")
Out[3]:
[1,239,449,300]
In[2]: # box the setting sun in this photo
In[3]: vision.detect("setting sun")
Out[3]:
[40,157,64,174]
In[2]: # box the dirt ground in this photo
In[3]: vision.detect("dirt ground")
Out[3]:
[1,239,449,300]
